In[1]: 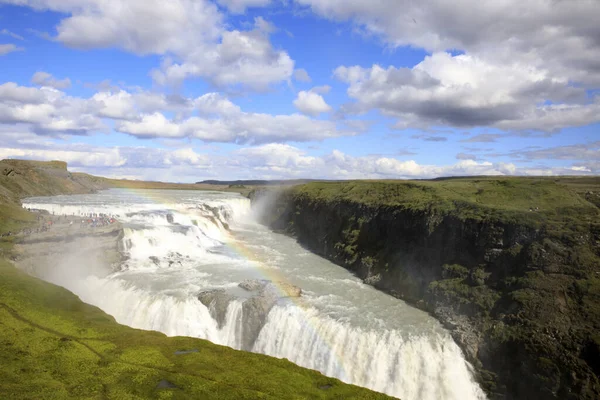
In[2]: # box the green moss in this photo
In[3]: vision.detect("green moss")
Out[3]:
[429,278,500,316]
[442,264,469,279]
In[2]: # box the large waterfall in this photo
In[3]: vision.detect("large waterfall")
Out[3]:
[23,189,486,400]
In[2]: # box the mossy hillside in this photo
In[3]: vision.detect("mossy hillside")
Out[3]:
[0,257,389,399]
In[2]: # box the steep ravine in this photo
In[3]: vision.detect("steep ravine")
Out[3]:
[251,187,600,400]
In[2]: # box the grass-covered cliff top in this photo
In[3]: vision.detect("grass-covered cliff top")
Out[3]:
[289,177,600,226]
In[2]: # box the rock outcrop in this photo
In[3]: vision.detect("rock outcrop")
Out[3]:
[13,217,124,282]
[198,279,302,350]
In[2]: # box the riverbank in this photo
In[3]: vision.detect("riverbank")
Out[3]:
[251,178,600,400]
[0,159,390,399]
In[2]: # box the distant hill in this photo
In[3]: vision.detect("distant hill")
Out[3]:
[197,179,323,186]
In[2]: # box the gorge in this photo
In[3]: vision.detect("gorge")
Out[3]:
[2,160,599,399]
[251,179,600,400]
[19,188,485,400]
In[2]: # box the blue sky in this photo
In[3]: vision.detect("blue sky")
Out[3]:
[0,0,598,182]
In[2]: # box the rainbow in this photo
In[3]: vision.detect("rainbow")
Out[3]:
[114,187,351,377]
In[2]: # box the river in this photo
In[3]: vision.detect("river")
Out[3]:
[23,188,486,400]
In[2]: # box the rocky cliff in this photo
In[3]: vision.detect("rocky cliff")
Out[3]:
[251,178,600,400]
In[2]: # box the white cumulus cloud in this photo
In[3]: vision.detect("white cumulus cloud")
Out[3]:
[4,0,293,89]
[294,90,332,116]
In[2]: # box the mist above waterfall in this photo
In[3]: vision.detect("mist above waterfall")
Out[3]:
[23,189,486,400]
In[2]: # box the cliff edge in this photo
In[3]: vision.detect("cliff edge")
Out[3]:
[252,177,600,400]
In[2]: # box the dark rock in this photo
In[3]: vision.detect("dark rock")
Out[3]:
[199,280,302,350]
[239,279,268,292]
[238,280,301,350]
[149,256,160,266]
[174,349,199,355]
[197,289,235,328]
[156,380,178,389]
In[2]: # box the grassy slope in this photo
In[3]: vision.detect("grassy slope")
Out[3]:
[290,177,599,225]
[0,160,389,399]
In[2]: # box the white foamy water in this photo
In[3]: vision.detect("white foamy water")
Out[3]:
[23,189,486,400]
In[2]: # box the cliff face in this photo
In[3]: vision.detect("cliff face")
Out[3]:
[252,180,600,400]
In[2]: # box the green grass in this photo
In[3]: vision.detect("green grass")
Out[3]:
[289,177,599,226]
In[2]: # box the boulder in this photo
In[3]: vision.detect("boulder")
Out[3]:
[239,279,268,292]
[198,280,303,350]
[197,289,235,328]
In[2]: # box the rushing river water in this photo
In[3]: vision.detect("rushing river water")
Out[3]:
[23,189,486,400]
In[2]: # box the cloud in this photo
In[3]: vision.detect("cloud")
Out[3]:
[217,0,271,14]
[0,146,126,168]
[0,83,104,135]
[31,71,72,90]
[504,141,600,162]
[7,0,293,89]
[421,136,447,142]
[116,113,183,138]
[115,109,350,144]
[335,52,597,131]
[293,68,312,82]
[293,0,600,132]
[1,29,24,40]
[296,0,600,86]
[230,145,537,179]
[456,153,477,161]
[293,90,332,116]
[0,43,24,55]
[111,92,347,143]
[164,147,211,167]
[2,137,598,181]
[151,18,294,89]
[494,100,600,132]
[0,83,354,143]
[236,143,319,169]
[461,134,504,143]
[311,85,331,94]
